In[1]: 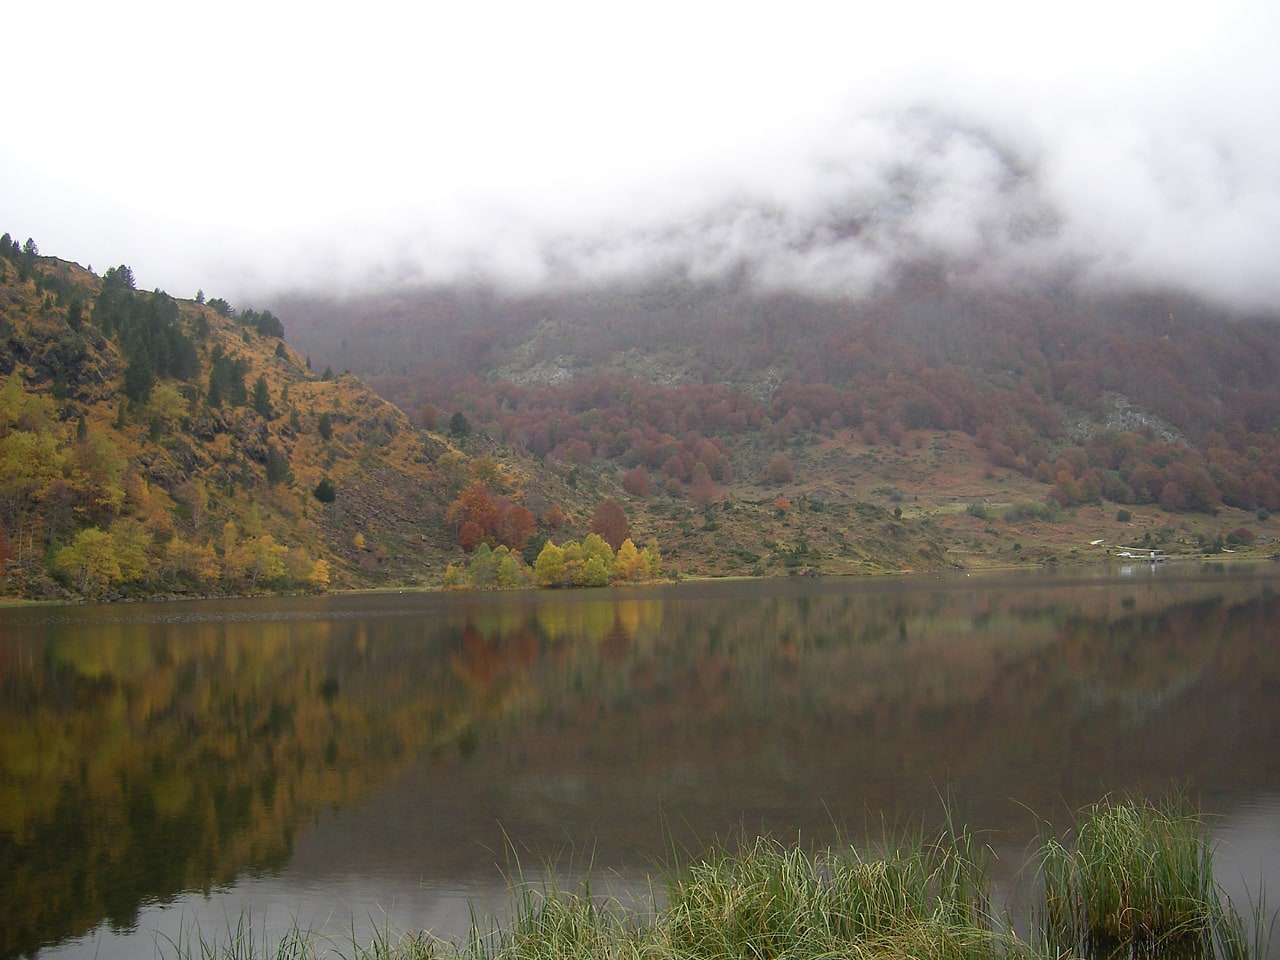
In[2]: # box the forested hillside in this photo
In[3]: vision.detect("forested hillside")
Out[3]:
[278,265,1280,520]
[0,236,595,600]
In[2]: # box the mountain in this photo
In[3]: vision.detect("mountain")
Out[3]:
[273,260,1280,569]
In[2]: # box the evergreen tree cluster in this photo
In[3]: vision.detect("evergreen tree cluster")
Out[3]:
[207,346,249,407]
[0,233,79,311]
[0,233,39,283]
[240,308,285,339]
[91,265,199,402]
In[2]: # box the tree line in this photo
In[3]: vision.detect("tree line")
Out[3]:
[443,533,662,590]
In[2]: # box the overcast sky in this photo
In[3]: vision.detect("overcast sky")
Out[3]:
[3,0,1278,309]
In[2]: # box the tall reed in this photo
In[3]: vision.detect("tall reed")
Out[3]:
[656,827,1035,960]
[1039,793,1253,958]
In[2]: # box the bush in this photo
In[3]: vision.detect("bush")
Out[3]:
[1116,509,1132,522]
[1005,500,1063,523]
[449,411,472,438]
[312,477,336,503]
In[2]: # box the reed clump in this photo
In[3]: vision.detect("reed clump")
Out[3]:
[642,827,1040,960]
[1040,793,1259,959]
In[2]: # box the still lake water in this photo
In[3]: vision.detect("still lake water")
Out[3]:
[2,565,1279,959]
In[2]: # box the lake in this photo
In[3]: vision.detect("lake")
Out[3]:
[2,565,1279,959]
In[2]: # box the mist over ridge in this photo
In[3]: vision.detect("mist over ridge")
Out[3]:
[255,102,1272,313]
[5,0,1277,313]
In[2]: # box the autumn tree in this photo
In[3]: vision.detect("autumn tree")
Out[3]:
[495,547,526,588]
[493,500,536,550]
[690,462,717,507]
[613,538,647,581]
[641,539,662,579]
[530,534,662,588]
[224,534,288,590]
[622,466,650,497]
[590,497,629,551]
[580,533,614,573]
[446,482,499,552]
[108,517,152,585]
[54,527,120,597]
[560,541,585,583]
[534,541,566,586]
[306,557,332,592]
[763,453,794,485]
[580,553,610,587]
[162,536,220,586]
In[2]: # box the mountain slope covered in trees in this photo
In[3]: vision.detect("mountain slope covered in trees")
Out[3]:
[0,237,597,599]
[274,262,1280,568]
[279,267,1280,516]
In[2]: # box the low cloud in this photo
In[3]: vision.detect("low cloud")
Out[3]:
[241,101,1280,313]
[4,0,1278,312]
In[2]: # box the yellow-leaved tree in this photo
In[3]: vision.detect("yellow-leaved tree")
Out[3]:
[613,538,647,581]
[534,541,565,586]
[306,557,331,592]
[53,528,121,597]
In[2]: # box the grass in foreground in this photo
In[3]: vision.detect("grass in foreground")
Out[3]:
[1040,794,1269,960]
[158,796,1272,960]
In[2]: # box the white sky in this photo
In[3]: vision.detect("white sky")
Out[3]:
[3,0,1278,308]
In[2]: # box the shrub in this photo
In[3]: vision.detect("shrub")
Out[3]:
[312,477,336,503]
[1005,500,1063,523]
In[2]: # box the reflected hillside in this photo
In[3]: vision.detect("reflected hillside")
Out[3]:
[0,604,460,957]
[2,571,1278,957]
[0,593,674,957]
[414,571,1280,859]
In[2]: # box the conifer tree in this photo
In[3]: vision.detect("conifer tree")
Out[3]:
[252,375,271,418]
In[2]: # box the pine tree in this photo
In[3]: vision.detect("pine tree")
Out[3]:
[252,375,271,418]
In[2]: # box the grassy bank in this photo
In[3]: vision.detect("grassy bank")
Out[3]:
[159,796,1270,960]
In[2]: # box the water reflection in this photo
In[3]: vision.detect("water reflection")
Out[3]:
[2,567,1278,958]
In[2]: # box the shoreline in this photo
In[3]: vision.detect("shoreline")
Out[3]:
[2,550,1276,606]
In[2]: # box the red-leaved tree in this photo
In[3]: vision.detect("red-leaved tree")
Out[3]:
[590,497,629,551]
